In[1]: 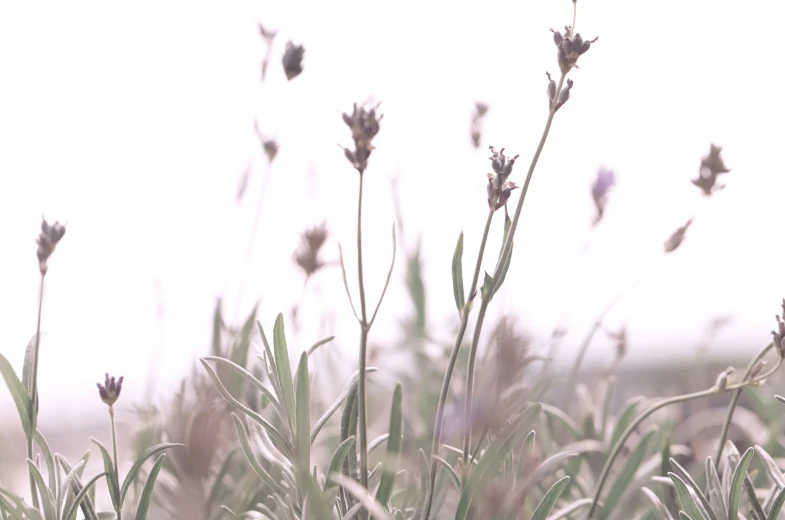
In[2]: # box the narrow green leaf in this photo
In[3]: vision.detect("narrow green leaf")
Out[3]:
[341,379,360,482]
[27,460,55,520]
[230,414,284,495]
[433,457,460,492]
[480,272,493,301]
[603,428,656,514]
[413,449,430,520]
[295,352,311,476]
[22,334,38,428]
[307,335,335,356]
[517,451,580,496]
[205,448,238,510]
[451,232,465,313]
[669,473,707,520]
[202,356,282,417]
[767,486,785,519]
[775,395,785,405]
[62,471,106,520]
[119,442,182,504]
[0,353,32,439]
[542,404,583,440]
[90,439,119,510]
[33,432,57,496]
[641,487,675,520]
[670,458,716,520]
[134,453,167,520]
[199,359,291,457]
[754,444,785,488]
[376,383,403,506]
[456,403,542,520]
[273,314,297,433]
[326,437,356,489]
[609,397,644,452]
[491,210,513,298]
[211,299,224,356]
[705,458,727,520]
[329,474,390,520]
[530,475,570,520]
[680,513,695,520]
[312,368,376,445]
[728,447,754,520]
[545,498,597,520]
[57,457,86,516]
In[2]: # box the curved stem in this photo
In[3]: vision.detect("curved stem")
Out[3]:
[462,298,490,468]
[715,343,775,462]
[28,274,45,509]
[585,342,779,519]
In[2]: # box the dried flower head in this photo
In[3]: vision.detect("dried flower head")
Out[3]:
[606,325,627,361]
[282,41,305,80]
[664,218,693,253]
[692,144,730,196]
[294,223,329,278]
[264,139,279,163]
[551,26,598,74]
[471,102,489,149]
[259,24,277,81]
[342,102,383,174]
[97,373,124,407]
[591,167,616,225]
[486,146,519,210]
[552,78,574,112]
[36,216,66,275]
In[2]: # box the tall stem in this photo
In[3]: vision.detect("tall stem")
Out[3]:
[355,173,370,514]
[424,207,496,518]
[585,342,779,519]
[110,406,122,520]
[461,297,490,468]
[27,274,45,509]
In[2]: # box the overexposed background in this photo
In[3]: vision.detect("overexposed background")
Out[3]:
[1,0,784,429]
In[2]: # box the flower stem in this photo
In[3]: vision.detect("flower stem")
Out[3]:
[27,274,45,509]
[424,207,496,518]
[110,405,122,520]
[355,173,370,516]
[714,344,774,462]
[585,342,780,519]
[461,297,490,472]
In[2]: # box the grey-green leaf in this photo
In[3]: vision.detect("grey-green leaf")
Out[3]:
[451,232,465,313]
[134,453,167,520]
[669,473,707,520]
[90,439,119,510]
[326,437,356,489]
[119,442,183,504]
[375,383,403,506]
[27,460,55,520]
[530,475,570,520]
[295,352,311,475]
[0,353,32,439]
[728,447,754,520]
[273,314,297,433]
[767,486,785,519]
[603,428,656,514]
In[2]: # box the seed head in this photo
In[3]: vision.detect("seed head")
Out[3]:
[470,102,489,149]
[282,41,305,80]
[664,219,693,253]
[294,223,328,278]
[486,146,519,211]
[342,102,383,174]
[36,216,66,275]
[692,144,730,196]
[714,366,735,391]
[551,26,598,74]
[263,139,279,163]
[97,373,124,407]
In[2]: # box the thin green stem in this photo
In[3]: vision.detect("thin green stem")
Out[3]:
[423,207,496,518]
[462,297,490,470]
[715,343,775,463]
[110,405,121,520]
[27,274,45,509]
[585,342,780,519]
[355,173,370,517]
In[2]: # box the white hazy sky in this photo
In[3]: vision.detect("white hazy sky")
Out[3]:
[1,1,784,426]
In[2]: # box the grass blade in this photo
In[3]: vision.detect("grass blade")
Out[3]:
[295,352,310,476]
[0,353,32,439]
[376,383,403,506]
[273,314,297,434]
[119,442,182,504]
[531,475,570,520]
[669,473,708,520]
[451,232,465,313]
[133,453,167,520]
[728,447,754,520]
